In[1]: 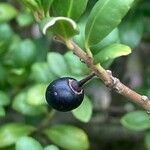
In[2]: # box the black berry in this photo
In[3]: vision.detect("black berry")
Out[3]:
[45,73,96,112]
[45,77,84,112]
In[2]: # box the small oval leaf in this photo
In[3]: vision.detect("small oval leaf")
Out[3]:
[0,123,35,148]
[0,3,18,22]
[64,51,88,76]
[27,84,47,106]
[121,111,150,131]
[12,92,47,116]
[94,44,131,64]
[31,62,55,83]
[44,124,89,150]
[16,136,43,150]
[44,145,59,150]
[47,52,69,77]
[41,17,78,39]
[72,96,93,123]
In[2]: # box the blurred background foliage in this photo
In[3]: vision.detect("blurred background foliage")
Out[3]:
[0,0,150,150]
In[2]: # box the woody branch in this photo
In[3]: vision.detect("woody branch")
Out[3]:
[56,36,150,112]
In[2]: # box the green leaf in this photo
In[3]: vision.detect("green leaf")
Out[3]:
[12,92,47,116]
[0,3,18,22]
[40,0,54,16]
[0,106,5,117]
[0,65,7,87]
[16,12,34,27]
[94,44,131,64]
[47,52,69,77]
[121,111,150,131]
[119,15,143,49]
[41,17,78,39]
[64,51,88,76]
[7,68,29,86]
[45,125,89,150]
[16,136,43,150]
[0,146,15,150]
[52,0,88,21]
[139,1,150,17]
[31,62,55,83]
[91,28,120,55]
[73,18,86,50]
[9,39,36,68]
[85,0,134,48]
[0,123,35,148]
[44,145,59,150]
[72,96,93,123]
[145,132,150,150]
[27,84,47,106]
[21,0,39,11]
[0,91,10,106]
[0,23,14,55]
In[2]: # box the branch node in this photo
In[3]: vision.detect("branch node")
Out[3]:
[106,70,112,76]
[147,111,150,114]
[80,58,85,64]
[141,95,148,103]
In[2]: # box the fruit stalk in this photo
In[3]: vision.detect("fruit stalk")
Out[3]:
[78,72,96,87]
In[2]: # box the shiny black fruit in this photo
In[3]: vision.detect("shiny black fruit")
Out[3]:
[45,77,84,112]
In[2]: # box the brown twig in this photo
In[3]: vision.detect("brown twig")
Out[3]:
[56,36,150,112]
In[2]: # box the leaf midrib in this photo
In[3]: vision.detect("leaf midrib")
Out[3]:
[85,0,110,47]
[67,0,73,18]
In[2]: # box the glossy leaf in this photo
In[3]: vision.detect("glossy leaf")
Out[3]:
[119,15,143,48]
[41,17,78,39]
[94,44,131,64]
[44,145,59,150]
[121,111,150,131]
[52,0,88,20]
[47,52,69,77]
[31,62,55,83]
[0,91,10,106]
[0,106,5,117]
[27,84,47,106]
[44,125,89,150]
[16,136,43,150]
[0,3,18,22]
[0,123,35,148]
[85,0,134,48]
[12,92,47,116]
[64,51,88,76]
[91,28,120,55]
[72,96,93,123]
